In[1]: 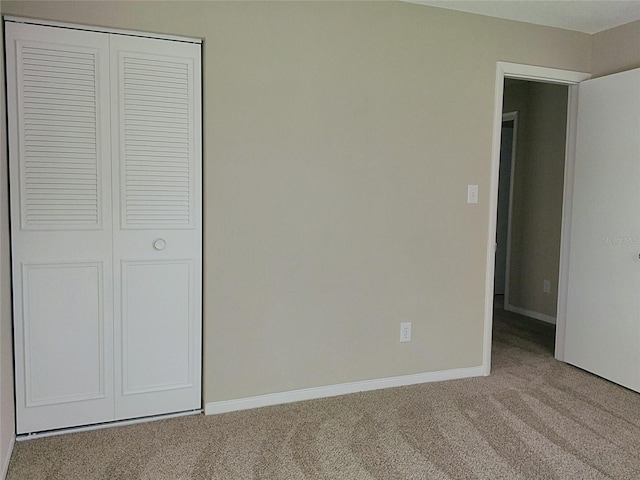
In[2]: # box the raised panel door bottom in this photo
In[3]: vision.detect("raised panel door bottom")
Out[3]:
[22,262,107,406]
[120,260,194,395]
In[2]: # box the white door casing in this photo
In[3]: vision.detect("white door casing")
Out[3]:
[494,112,517,297]
[6,20,202,434]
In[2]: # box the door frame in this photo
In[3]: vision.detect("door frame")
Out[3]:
[499,111,518,303]
[482,62,591,375]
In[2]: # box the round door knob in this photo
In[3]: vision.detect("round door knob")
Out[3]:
[153,238,167,251]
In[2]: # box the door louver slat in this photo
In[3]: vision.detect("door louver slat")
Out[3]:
[121,56,192,228]
[19,44,100,228]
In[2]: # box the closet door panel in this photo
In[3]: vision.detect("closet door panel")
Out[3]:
[22,262,106,405]
[6,22,114,434]
[121,260,194,395]
[119,59,195,229]
[110,35,202,419]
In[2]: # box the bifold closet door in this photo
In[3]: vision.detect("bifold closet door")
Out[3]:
[110,35,202,420]
[6,22,115,434]
[7,20,202,434]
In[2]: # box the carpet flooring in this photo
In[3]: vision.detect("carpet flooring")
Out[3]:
[7,304,640,479]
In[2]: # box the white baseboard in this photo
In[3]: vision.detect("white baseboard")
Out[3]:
[505,304,556,325]
[205,366,484,415]
[1,435,15,480]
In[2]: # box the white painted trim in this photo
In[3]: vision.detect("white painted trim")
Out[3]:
[495,62,590,85]
[484,62,590,376]
[1,435,15,480]
[483,62,508,375]
[501,111,518,307]
[205,366,484,415]
[505,304,557,325]
[3,16,201,44]
[16,409,201,441]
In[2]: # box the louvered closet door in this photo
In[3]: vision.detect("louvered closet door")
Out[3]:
[6,23,115,434]
[110,35,202,419]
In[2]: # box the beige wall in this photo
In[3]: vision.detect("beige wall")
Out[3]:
[502,81,568,319]
[0,1,592,406]
[0,10,16,476]
[592,19,640,77]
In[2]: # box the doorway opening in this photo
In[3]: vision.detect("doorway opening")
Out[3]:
[482,63,591,376]
[492,80,569,363]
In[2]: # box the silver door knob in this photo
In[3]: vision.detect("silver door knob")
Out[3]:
[153,238,166,250]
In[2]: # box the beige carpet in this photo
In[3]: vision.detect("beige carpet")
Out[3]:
[8,305,640,479]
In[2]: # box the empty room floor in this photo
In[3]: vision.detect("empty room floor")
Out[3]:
[6,306,640,479]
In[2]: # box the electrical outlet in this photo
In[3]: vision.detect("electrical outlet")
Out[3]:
[400,322,412,343]
[467,185,478,204]
[543,279,551,294]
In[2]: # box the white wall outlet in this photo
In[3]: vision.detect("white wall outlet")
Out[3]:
[467,184,478,204]
[543,279,551,293]
[400,322,412,343]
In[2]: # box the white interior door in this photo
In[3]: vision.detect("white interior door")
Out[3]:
[7,20,202,434]
[564,68,640,392]
[6,23,115,434]
[110,35,202,419]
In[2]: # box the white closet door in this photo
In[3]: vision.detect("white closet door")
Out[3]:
[565,68,640,392]
[110,35,202,419]
[6,23,115,434]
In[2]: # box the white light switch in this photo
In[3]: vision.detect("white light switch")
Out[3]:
[467,185,478,204]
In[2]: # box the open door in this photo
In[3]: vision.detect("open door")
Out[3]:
[564,68,640,392]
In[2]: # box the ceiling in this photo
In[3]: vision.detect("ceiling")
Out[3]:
[407,1,640,34]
